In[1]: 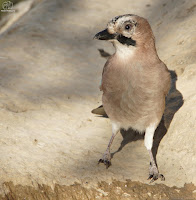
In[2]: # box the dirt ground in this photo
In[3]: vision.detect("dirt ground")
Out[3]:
[0,181,196,200]
[0,0,196,199]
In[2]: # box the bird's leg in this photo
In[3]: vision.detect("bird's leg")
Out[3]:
[98,123,120,169]
[147,150,165,183]
[98,133,115,168]
[144,123,165,183]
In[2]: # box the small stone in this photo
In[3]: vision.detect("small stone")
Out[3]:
[147,192,152,196]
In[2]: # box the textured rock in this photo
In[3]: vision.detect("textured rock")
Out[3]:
[0,0,195,199]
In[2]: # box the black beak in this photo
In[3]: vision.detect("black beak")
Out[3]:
[94,29,116,40]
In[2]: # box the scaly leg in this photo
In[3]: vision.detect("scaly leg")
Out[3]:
[144,123,165,183]
[98,122,120,168]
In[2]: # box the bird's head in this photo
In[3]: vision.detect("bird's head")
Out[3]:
[94,14,155,53]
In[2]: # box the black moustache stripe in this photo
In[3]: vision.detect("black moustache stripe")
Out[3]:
[117,35,136,46]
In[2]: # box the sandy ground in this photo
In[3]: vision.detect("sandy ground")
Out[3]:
[0,0,196,199]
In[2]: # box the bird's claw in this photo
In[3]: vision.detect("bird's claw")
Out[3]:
[148,173,165,183]
[98,151,111,169]
[98,158,111,169]
[148,164,165,183]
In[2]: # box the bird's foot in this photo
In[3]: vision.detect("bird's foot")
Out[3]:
[148,163,165,183]
[98,151,111,169]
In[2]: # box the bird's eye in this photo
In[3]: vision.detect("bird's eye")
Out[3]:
[125,24,131,30]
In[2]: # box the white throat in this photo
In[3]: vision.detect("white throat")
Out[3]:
[114,41,135,59]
